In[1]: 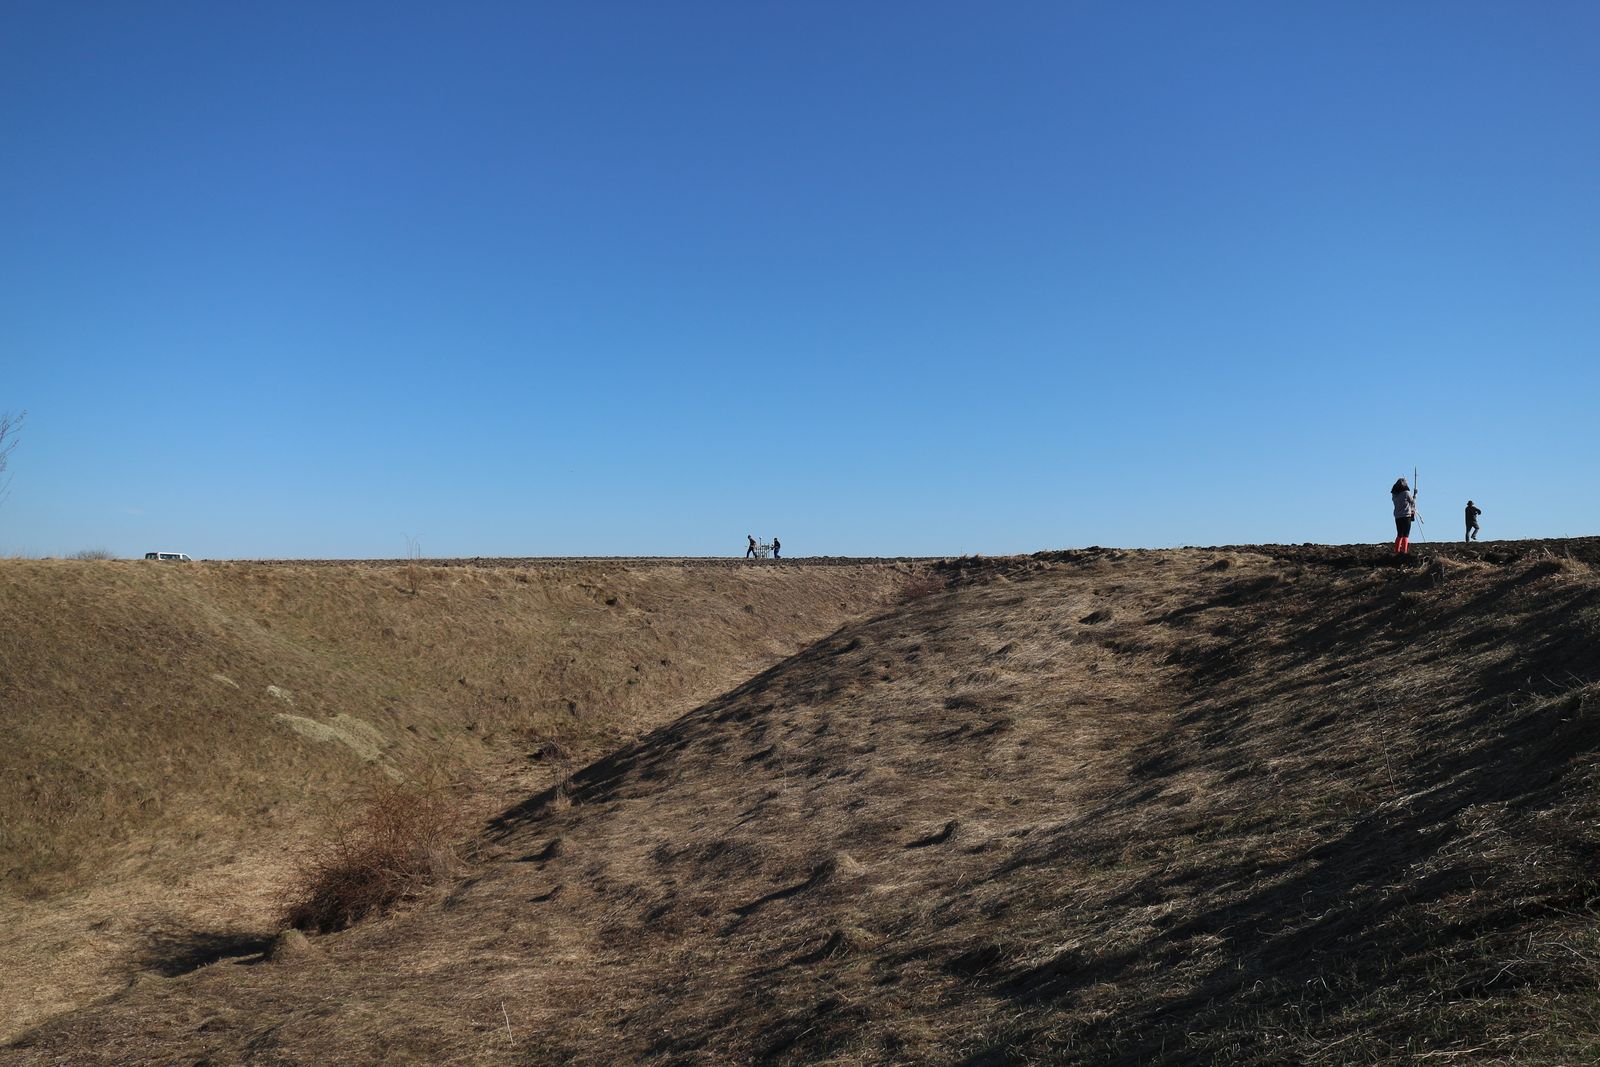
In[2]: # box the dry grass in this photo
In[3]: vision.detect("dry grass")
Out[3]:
[10,541,1600,1063]
[0,557,915,1039]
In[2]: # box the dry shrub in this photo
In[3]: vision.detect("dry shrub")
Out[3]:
[525,735,574,763]
[901,572,948,601]
[281,781,463,932]
[403,534,423,595]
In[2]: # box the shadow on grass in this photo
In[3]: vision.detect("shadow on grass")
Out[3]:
[136,929,274,977]
[960,558,1600,1064]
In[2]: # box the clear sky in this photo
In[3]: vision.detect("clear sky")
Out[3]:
[3,2,1596,558]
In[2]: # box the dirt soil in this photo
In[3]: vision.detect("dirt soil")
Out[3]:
[7,542,1600,1064]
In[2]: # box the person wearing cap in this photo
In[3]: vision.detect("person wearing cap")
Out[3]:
[1391,477,1418,557]
[1465,501,1482,542]
[772,536,781,560]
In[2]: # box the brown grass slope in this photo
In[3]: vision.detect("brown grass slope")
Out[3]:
[9,545,1600,1064]
[0,559,913,1039]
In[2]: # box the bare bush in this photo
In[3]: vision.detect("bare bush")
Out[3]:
[0,409,24,507]
[281,781,463,933]
[404,534,423,596]
[901,571,949,601]
[70,548,116,561]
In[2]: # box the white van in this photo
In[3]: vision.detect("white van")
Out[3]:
[144,551,193,561]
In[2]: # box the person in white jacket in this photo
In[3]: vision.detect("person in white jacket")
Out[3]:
[1391,477,1418,556]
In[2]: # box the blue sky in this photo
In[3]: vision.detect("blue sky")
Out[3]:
[3,2,1596,558]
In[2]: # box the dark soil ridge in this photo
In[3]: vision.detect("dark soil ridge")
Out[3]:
[1222,535,1600,569]
[205,555,946,568]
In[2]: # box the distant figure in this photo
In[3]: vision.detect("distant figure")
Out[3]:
[772,537,781,560]
[1465,500,1482,542]
[1391,477,1417,556]
[745,534,757,559]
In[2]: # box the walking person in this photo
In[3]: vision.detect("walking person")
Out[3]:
[772,537,781,560]
[1465,500,1482,542]
[1391,477,1418,558]
[745,534,758,559]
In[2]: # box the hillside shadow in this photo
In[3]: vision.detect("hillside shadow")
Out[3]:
[136,929,274,977]
[961,559,1600,1063]
[486,613,905,838]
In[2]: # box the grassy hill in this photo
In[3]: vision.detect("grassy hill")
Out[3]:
[0,558,916,1039]
[7,542,1600,1063]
